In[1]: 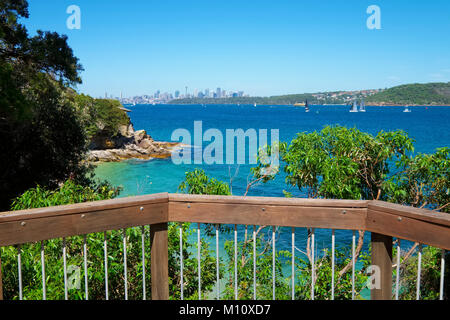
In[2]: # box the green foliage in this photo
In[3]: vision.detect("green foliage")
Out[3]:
[256,126,414,200]
[169,223,218,300]
[397,246,449,300]
[221,228,290,300]
[178,169,231,196]
[72,95,130,140]
[387,147,450,212]
[291,246,371,300]
[10,180,121,211]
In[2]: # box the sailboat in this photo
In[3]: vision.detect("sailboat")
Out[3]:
[403,106,411,113]
[359,100,366,112]
[349,100,359,112]
[254,103,257,107]
[305,99,310,113]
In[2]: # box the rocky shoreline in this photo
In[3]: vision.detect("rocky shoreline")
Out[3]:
[87,124,180,162]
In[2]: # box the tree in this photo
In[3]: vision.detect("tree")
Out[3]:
[0,0,89,210]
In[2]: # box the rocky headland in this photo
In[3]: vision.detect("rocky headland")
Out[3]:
[87,123,180,162]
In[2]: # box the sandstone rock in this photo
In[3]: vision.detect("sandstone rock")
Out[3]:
[118,123,135,137]
[88,118,176,163]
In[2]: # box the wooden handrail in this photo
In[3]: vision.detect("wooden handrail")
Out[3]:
[0,193,448,301]
[0,193,449,249]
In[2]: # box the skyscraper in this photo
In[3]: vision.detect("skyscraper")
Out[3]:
[216,88,221,98]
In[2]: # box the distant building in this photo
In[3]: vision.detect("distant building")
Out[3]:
[175,90,180,98]
[216,88,221,98]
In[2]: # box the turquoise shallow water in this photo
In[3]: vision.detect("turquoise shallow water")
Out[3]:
[94,104,450,298]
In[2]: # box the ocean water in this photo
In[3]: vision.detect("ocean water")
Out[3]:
[94,104,450,295]
[95,104,450,197]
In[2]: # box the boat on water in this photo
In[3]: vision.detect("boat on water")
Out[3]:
[305,99,310,112]
[359,100,366,112]
[349,100,359,112]
[254,103,257,107]
[403,106,411,113]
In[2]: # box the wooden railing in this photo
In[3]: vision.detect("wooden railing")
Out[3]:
[0,193,448,300]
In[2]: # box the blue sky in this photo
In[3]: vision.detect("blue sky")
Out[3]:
[23,0,450,98]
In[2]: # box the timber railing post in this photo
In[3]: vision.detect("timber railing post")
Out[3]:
[150,222,169,300]
[371,232,393,300]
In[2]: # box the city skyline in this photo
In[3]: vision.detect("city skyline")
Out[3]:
[103,87,249,103]
[22,0,450,98]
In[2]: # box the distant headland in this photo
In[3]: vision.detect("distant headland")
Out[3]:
[165,82,450,106]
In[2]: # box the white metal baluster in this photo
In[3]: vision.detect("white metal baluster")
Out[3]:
[352,230,356,300]
[41,241,46,300]
[292,227,295,300]
[141,226,146,300]
[416,244,422,300]
[17,245,22,300]
[440,249,445,300]
[83,234,88,300]
[331,229,335,300]
[216,224,220,300]
[104,231,109,300]
[234,224,238,300]
[179,224,184,300]
[253,225,256,300]
[272,226,276,300]
[63,238,68,300]
[198,223,201,300]
[395,239,401,300]
[311,228,315,300]
[123,229,128,300]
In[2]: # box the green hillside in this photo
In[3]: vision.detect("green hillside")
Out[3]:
[366,82,450,106]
